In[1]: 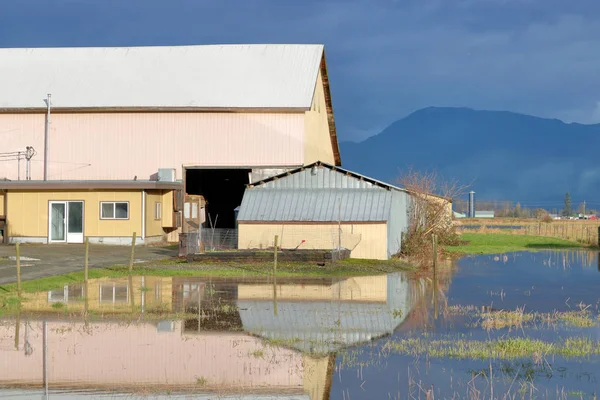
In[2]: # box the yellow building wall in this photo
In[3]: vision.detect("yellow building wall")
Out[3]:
[162,190,175,228]
[238,275,387,302]
[304,70,335,165]
[145,190,165,238]
[238,222,389,260]
[0,192,5,215]
[21,276,173,313]
[6,190,143,238]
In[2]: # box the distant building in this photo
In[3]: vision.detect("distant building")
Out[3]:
[475,211,495,218]
[453,210,494,219]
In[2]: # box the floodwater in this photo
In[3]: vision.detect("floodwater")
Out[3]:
[1,251,600,399]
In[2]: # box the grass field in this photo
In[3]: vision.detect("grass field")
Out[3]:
[445,232,588,254]
[456,218,600,246]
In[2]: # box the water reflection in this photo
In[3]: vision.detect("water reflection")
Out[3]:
[1,271,435,399]
[4,251,598,399]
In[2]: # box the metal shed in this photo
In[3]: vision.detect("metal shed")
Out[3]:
[236,162,411,260]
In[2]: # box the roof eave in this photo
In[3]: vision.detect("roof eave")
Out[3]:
[0,180,183,190]
[0,106,310,114]
[320,51,342,166]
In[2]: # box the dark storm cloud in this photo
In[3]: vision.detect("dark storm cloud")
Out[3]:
[2,0,599,140]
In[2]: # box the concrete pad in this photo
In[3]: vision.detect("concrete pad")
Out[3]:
[0,244,178,285]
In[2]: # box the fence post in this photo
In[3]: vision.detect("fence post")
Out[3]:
[84,237,89,282]
[16,243,21,297]
[432,234,438,272]
[129,232,136,273]
[273,235,278,276]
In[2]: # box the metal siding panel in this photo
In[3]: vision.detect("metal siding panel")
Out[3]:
[0,44,323,109]
[0,113,304,181]
[387,190,410,257]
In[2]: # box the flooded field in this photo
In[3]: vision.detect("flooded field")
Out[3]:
[1,250,599,399]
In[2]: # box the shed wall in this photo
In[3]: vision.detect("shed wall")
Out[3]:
[304,71,335,165]
[0,112,305,180]
[145,190,166,238]
[238,222,388,260]
[6,190,143,239]
[387,190,411,258]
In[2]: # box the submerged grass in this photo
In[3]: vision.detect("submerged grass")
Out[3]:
[384,336,600,360]
[480,307,534,330]
[445,233,587,255]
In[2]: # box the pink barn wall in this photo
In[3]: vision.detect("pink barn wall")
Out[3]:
[0,112,305,180]
[0,320,304,389]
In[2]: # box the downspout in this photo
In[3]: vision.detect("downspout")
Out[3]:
[43,94,51,181]
[141,190,146,243]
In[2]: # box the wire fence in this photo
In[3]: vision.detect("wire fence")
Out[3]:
[182,226,363,256]
[456,220,600,246]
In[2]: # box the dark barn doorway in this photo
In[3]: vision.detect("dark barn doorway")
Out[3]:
[185,168,250,229]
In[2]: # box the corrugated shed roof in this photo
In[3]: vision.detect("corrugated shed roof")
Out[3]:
[237,188,392,222]
[0,44,323,109]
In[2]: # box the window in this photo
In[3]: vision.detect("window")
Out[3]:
[100,202,129,220]
[99,283,129,304]
[48,284,84,303]
[154,202,162,220]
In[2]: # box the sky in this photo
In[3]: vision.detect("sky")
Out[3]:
[2,0,600,142]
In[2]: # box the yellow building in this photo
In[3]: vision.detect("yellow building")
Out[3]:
[237,162,413,260]
[0,180,180,244]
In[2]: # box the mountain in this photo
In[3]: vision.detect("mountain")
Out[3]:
[340,107,600,209]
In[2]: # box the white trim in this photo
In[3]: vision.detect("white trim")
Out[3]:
[48,201,67,243]
[100,201,130,220]
[141,190,146,240]
[154,202,162,221]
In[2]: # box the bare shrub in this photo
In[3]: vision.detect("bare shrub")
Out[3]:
[397,168,468,261]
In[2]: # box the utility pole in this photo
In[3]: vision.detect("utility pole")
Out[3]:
[583,200,586,217]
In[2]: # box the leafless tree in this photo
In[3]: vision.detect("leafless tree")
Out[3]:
[397,168,469,260]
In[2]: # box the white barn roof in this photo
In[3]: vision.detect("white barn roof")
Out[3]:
[0,44,324,110]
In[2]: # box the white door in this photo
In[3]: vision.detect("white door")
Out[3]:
[49,201,84,243]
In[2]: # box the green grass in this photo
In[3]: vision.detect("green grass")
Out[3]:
[445,233,588,255]
[384,336,600,359]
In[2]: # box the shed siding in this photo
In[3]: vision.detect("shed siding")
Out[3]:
[255,165,389,190]
[0,192,4,216]
[0,112,305,181]
[304,70,335,165]
[6,190,142,239]
[387,190,411,258]
[238,222,388,260]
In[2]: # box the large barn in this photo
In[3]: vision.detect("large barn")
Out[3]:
[0,44,340,244]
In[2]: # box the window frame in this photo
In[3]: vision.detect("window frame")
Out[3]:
[154,202,162,221]
[100,201,130,220]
